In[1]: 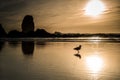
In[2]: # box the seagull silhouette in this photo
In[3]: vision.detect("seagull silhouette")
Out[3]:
[74,53,81,59]
[74,45,82,53]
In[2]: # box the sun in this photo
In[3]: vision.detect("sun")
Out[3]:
[84,0,106,17]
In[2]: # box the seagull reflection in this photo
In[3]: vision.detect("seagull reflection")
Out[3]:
[22,41,34,56]
[74,53,81,59]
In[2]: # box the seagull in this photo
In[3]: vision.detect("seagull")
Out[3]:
[74,45,82,53]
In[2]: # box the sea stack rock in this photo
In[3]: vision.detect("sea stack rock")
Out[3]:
[22,15,35,33]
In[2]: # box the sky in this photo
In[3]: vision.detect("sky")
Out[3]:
[0,0,120,33]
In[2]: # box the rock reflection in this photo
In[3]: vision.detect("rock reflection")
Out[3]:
[8,41,19,48]
[22,41,34,56]
[0,41,5,52]
[36,41,46,45]
[36,41,46,48]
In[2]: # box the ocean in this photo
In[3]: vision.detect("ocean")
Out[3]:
[0,37,120,80]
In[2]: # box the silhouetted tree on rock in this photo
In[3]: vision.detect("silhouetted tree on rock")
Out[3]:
[0,24,7,37]
[8,30,22,38]
[35,29,52,37]
[22,15,35,34]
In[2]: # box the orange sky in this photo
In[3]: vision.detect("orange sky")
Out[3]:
[0,0,120,33]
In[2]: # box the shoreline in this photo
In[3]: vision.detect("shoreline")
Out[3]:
[0,37,120,43]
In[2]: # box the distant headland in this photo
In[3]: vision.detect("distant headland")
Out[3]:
[0,15,120,38]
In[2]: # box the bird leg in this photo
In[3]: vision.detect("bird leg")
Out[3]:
[77,50,79,54]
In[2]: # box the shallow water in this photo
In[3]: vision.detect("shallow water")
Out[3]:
[0,39,120,80]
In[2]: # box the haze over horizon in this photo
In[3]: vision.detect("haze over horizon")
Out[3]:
[0,0,120,33]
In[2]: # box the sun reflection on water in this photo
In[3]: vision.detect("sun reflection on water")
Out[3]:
[86,55,103,73]
[89,37,102,42]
